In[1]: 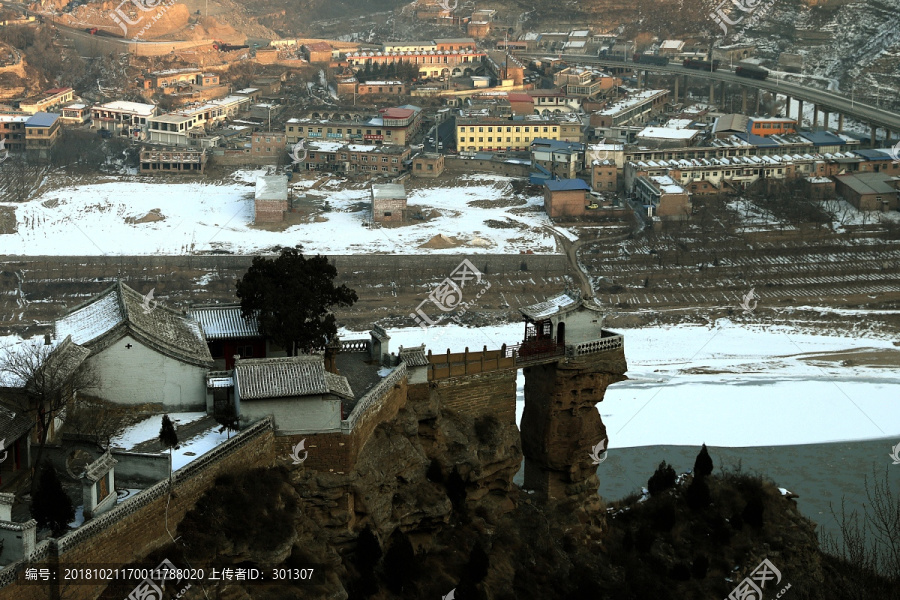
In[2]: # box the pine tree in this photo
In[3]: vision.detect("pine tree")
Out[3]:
[31,463,75,535]
[159,414,179,483]
[236,247,358,355]
[159,414,179,450]
[693,443,713,479]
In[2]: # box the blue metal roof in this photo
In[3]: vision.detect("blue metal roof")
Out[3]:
[544,178,591,191]
[799,131,844,145]
[733,132,780,147]
[25,112,60,127]
[852,149,894,161]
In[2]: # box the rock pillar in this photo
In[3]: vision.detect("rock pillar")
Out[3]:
[520,348,627,515]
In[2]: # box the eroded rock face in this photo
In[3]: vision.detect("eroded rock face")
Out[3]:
[520,349,628,516]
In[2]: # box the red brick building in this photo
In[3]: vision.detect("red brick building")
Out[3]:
[543,179,591,218]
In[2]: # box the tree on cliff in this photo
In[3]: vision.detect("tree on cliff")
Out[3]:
[31,463,74,536]
[693,444,713,479]
[236,246,358,355]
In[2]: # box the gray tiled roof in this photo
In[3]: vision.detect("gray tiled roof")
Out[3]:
[398,345,429,367]
[35,336,90,390]
[189,305,260,339]
[0,399,33,443]
[235,355,353,401]
[520,291,579,320]
[54,282,213,368]
[83,452,118,482]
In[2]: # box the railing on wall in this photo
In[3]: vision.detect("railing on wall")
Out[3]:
[340,338,371,353]
[426,331,625,381]
[566,332,624,359]
[341,364,406,434]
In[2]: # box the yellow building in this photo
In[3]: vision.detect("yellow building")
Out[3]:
[456,116,583,153]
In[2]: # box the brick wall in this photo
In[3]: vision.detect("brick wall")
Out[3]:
[0,420,276,600]
[255,198,287,223]
[431,370,516,423]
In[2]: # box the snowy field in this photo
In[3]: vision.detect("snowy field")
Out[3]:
[0,172,561,256]
[376,320,900,449]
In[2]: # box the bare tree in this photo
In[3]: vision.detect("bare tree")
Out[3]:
[0,336,98,494]
[63,396,130,453]
[821,467,900,589]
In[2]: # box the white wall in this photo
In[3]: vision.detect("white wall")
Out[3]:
[86,335,207,410]
[239,395,342,434]
[553,308,605,345]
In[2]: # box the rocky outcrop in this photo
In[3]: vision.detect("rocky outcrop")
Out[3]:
[520,348,627,531]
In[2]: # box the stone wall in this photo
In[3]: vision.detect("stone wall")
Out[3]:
[0,418,276,600]
[430,369,517,423]
[41,443,170,489]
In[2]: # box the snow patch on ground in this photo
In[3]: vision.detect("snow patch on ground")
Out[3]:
[0,173,563,256]
[110,412,207,451]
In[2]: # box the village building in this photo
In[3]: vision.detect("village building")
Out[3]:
[254,175,289,223]
[285,105,422,147]
[141,69,220,91]
[833,172,899,211]
[412,152,445,177]
[590,90,670,137]
[303,42,336,63]
[345,47,485,80]
[250,131,287,161]
[553,67,616,97]
[543,178,591,218]
[139,146,207,174]
[91,101,158,139]
[358,81,408,96]
[24,112,61,159]
[591,159,619,193]
[189,305,271,370]
[53,281,214,410]
[371,183,408,223]
[59,103,90,125]
[19,87,74,115]
[456,114,583,153]
[749,117,797,137]
[0,114,28,151]
[633,174,692,221]
[301,142,410,174]
[531,138,585,179]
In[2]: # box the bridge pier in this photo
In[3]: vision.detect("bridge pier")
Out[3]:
[709,82,715,105]
[812,105,819,131]
[520,349,627,513]
[871,124,877,148]
[756,89,761,114]
[797,99,803,126]
[673,75,680,104]
[838,113,844,132]
[785,96,792,119]
[823,110,830,131]
[720,81,725,108]
[741,88,747,113]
